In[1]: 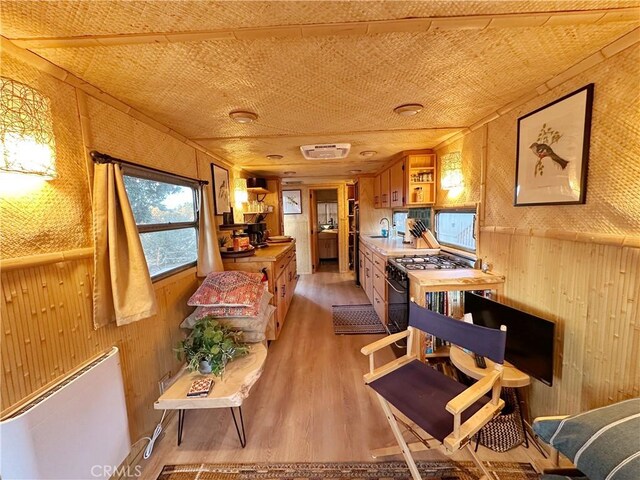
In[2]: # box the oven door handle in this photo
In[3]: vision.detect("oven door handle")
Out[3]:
[383,323,408,350]
[385,277,406,294]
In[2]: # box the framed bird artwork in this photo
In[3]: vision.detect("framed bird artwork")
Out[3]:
[515,83,593,206]
[211,164,231,215]
[282,189,302,214]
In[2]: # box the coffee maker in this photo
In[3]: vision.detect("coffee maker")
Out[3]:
[244,222,268,248]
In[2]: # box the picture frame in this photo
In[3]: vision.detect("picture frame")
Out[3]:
[514,83,593,206]
[210,164,231,215]
[282,189,302,215]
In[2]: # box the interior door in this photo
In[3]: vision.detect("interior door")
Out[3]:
[309,189,319,273]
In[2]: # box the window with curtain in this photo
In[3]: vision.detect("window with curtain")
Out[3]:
[123,166,199,280]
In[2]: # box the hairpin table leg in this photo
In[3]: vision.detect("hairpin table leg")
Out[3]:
[230,406,247,448]
[177,409,186,446]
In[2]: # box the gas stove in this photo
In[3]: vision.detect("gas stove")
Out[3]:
[387,253,475,279]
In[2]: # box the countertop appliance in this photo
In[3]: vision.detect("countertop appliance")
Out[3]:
[244,222,268,248]
[385,252,475,356]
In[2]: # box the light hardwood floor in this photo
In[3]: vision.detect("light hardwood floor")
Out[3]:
[140,271,551,479]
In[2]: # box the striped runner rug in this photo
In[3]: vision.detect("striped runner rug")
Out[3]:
[332,304,386,335]
[156,461,539,480]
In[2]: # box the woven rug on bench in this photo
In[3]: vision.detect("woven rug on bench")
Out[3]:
[156,461,539,480]
[332,304,386,335]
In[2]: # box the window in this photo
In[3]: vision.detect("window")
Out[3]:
[435,210,476,252]
[123,166,199,280]
[392,211,409,235]
[317,202,338,227]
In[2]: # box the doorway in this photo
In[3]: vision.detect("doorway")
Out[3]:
[310,188,339,273]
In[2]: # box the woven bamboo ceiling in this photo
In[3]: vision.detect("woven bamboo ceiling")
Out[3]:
[2,1,639,180]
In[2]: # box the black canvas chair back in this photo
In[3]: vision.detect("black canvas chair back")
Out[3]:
[409,301,507,364]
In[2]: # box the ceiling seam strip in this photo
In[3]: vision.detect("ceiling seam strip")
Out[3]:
[0,35,240,173]
[433,26,640,150]
[7,7,640,49]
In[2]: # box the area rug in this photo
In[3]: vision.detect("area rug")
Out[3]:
[156,461,539,480]
[332,304,386,335]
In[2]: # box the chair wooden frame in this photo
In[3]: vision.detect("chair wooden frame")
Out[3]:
[362,324,506,480]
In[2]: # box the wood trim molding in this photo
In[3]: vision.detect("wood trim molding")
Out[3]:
[434,27,640,150]
[0,247,94,271]
[0,36,239,172]
[8,8,639,49]
[481,226,640,248]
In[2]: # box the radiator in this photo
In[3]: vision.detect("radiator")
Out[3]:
[1,347,131,479]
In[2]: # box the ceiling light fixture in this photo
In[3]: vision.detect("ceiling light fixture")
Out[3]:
[283,171,296,175]
[229,110,258,124]
[360,151,377,158]
[349,169,362,174]
[394,103,423,116]
[266,154,283,160]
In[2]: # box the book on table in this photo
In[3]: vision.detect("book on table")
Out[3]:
[187,378,214,397]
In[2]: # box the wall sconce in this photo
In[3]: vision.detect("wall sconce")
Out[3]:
[441,152,464,190]
[234,178,248,207]
[0,77,57,184]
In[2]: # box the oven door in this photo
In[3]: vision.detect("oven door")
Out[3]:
[385,274,409,357]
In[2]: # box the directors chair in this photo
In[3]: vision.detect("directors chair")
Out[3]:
[361,301,507,480]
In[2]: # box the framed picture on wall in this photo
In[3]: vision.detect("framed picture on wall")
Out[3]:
[515,83,593,206]
[282,190,302,215]
[211,164,231,215]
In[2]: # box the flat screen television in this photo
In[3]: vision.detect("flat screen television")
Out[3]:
[463,292,555,386]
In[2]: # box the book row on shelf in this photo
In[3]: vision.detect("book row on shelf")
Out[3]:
[424,290,492,355]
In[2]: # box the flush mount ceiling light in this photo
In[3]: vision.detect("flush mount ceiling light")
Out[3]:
[283,171,296,175]
[266,154,283,160]
[393,103,424,116]
[229,110,258,124]
[349,169,362,174]
[360,151,377,158]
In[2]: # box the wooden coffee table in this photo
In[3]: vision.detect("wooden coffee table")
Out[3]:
[154,342,267,447]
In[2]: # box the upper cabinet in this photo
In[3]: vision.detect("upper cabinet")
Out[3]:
[369,151,436,209]
[379,169,390,208]
[389,160,404,208]
[405,154,436,206]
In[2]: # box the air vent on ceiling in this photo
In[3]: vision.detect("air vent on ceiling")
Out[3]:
[300,143,351,160]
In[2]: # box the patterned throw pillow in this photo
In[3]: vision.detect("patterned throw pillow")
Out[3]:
[187,271,264,307]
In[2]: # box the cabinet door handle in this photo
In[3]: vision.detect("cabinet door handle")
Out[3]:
[282,285,286,298]
[375,273,380,278]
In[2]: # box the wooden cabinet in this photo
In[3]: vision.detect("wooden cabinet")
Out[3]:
[223,242,297,340]
[405,154,437,205]
[318,234,338,259]
[380,169,390,208]
[365,257,374,302]
[389,160,405,207]
[360,241,389,325]
[373,175,381,209]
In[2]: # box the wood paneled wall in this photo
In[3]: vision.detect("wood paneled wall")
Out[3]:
[481,230,639,418]
[0,260,197,439]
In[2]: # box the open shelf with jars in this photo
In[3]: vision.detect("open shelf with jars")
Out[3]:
[406,154,436,205]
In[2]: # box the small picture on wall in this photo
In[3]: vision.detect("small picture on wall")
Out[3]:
[211,164,231,215]
[282,190,302,215]
[515,83,593,206]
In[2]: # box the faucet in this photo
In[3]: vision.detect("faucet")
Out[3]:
[380,217,390,238]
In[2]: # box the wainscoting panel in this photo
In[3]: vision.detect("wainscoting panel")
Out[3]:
[0,257,197,441]
[480,230,639,418]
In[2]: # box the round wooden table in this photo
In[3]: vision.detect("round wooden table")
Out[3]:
[449,345,530,388]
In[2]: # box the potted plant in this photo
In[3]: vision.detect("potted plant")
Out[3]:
[176,318,248,375]
[218,235,230,251]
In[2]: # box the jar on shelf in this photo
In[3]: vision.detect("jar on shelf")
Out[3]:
[415,187,424,203]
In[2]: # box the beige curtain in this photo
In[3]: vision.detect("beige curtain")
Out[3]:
[93,163,158,328]
[197,183,224,277]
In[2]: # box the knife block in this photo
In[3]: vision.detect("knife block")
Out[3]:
[411,237,430,249]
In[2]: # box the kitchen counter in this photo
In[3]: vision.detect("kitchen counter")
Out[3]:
[359,234,439,257]
[222,240,295,263]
